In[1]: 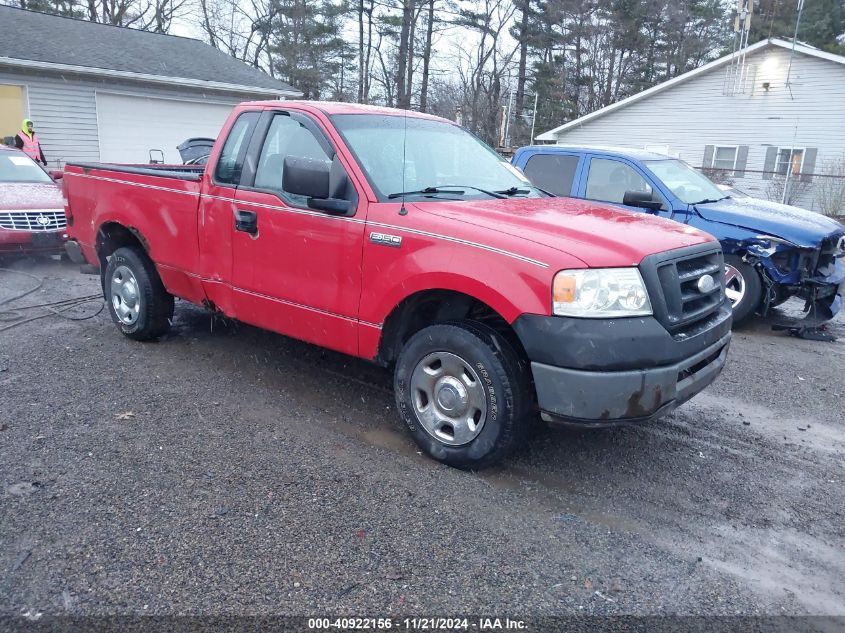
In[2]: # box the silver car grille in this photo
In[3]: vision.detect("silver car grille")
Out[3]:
[0,209,67,232]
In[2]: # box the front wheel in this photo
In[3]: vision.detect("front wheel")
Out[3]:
[724,254,763,326]
[393,321,532,469]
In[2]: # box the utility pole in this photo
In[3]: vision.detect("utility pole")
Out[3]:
[785,0,805,89]
[503,86,514,148]
[529,92,539,143]
[782,119,800,204]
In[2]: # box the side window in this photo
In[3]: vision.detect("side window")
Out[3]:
[215,112,259,185]
[254,114,333,206]
[585,158,652,204]
[523,154,579,196]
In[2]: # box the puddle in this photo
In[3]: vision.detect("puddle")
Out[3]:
[688,391,845,453]
[703,527,845,614]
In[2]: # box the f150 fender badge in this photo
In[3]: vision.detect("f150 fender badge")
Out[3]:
[370,232,402,248]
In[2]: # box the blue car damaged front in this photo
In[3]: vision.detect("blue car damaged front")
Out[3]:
[692,196,845,323]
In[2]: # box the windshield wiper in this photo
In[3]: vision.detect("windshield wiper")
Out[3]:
[693,196,728,204]
[495,186,532,196]
[387,185,506,200]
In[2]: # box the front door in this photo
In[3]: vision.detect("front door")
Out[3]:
[231,110,364,356]
[579,156,668,216]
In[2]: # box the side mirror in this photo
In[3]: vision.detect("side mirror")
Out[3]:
[283,156,330,199]
[48,169,63,181]
[623,190,663,211]
[283,155,352,216]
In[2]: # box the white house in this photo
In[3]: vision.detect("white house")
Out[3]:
[536,39,845,213]
[0,6,300,166]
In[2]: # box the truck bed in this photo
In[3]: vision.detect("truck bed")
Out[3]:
[63,162,206,296]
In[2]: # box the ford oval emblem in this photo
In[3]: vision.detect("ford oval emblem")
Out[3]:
[697,274,716,294]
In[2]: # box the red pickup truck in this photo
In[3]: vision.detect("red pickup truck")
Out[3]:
[63,101,732,468]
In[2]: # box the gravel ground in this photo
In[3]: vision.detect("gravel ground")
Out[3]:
[1,256,843,620]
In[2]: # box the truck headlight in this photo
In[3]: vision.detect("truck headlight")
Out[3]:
[553,268,652,317]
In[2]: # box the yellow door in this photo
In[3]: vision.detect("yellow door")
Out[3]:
[0,85,24,145]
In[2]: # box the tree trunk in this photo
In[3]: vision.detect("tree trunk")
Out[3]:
[395,0,414,109]
[419,0,435,111]
[357,0,365,102]
[514,0,530,114]
[406,4,418,108]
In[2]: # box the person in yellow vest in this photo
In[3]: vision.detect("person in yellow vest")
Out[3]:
[14,119,47,166]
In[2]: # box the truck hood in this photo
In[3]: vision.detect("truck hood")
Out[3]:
[413,197,713,267]
[0,182,63,211]
[694,197,845,247]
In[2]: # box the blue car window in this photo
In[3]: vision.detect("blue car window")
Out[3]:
[585,158,652,204]
[523,154,579,196]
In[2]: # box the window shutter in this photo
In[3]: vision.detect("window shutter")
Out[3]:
[801,148,817,182]
[734,145,749,177]
[763,147,777,180]
[702,145,715,168]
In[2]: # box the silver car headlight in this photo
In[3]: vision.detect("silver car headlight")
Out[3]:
[553,268,652,318]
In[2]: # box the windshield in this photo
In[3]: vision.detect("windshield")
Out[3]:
[0,151,53,184]
[645,159,726,205]
[331,114,540,201]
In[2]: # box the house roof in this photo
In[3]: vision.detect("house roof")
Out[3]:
[0,5,300,97]
[536,38,845,141]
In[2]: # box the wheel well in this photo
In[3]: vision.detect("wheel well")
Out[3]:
[95,222,148,266]
[376,290,527,366]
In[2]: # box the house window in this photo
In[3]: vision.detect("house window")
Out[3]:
[776,148,804,176]
[711,146,738,170]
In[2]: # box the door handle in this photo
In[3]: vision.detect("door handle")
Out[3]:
[234,209,258,235]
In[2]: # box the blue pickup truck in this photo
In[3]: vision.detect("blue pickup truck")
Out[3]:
[512,145,845,327]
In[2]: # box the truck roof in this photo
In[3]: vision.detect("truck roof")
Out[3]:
[518,144,673,161]
[243,100,454,124]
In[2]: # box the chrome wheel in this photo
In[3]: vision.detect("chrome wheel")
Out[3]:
[724,263,746,308]
[110,265,141,325]
[409,351,488,446]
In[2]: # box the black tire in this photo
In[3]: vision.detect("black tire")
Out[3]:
[103,246,173,340]
[393,320,533,469]
[724,254,763,326]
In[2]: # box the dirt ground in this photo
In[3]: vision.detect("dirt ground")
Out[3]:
[1,255,844,619]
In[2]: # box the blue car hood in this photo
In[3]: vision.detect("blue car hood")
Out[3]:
[694,197,845,247]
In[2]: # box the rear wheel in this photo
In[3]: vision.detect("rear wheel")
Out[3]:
[104,246,173,340]
[724,254,763,326]
[393,320,532,469]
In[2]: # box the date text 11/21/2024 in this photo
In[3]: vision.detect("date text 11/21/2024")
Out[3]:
[307,617,528,630]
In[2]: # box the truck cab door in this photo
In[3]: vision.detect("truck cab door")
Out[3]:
[198,110,261,314]
[577,156,670,217]
[229,110,364,356]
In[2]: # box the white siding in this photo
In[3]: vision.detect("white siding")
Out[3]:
[550,47,845,212]
[0,68,267,166]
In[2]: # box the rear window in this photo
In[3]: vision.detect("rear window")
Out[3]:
[0,152,53,183]
[523,154,579,196]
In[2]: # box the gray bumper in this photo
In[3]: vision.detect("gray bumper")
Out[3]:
[532,333,731,426]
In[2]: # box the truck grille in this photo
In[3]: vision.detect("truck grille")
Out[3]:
[640,244,726,337]
[0,209,67,232]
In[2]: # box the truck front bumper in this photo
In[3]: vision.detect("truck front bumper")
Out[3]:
[531,334,730,425]
[514,303,732,426]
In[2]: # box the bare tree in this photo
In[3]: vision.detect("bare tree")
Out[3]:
[813,157,845,217]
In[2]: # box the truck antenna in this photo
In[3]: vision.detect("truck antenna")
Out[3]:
[399,106,408,216]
